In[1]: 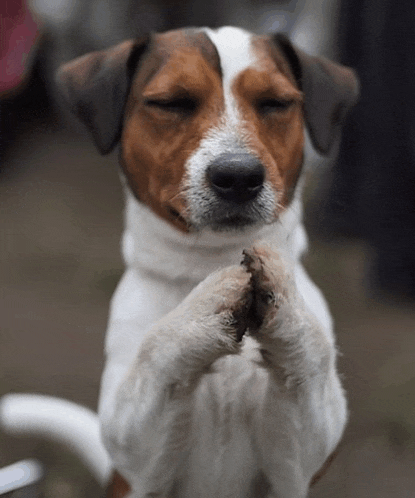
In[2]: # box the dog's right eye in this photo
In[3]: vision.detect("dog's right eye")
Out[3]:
[144,97,198,115]
[257,98,294,115]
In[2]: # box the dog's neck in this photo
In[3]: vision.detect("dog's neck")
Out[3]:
[122,183,307,285]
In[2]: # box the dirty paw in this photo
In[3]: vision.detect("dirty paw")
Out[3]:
[241,245,290,332]
[182,265,254,343]
[213,267,254,342]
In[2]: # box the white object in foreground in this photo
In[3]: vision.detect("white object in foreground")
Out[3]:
[0,394,111,486]
[0,459,43,494]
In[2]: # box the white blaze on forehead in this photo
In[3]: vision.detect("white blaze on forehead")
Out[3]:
[184,27,278,228]
[203,27,257,124]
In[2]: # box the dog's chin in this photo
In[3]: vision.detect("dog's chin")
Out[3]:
[187,205,278,233]
[208,216,260,233]
[191,214,271,233]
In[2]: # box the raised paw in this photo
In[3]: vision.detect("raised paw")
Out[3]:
[241,245,294,333]
[178,265,254,342]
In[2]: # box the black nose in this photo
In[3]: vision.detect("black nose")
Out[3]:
[207,153,265,204]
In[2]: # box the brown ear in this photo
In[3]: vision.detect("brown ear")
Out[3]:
[274,34,359,155]
[56,36,150,154]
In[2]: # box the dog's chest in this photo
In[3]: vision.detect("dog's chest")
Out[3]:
[171,352,271,498]
[99,190,312,415]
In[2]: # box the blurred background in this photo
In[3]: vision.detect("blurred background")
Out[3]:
[1,0,415,496]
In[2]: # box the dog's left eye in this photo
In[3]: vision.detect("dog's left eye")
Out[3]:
[144,97,198,114]
[257,98,294,114]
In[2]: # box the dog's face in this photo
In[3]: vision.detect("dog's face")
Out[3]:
[121,28,305,232]
[57,27,359,233]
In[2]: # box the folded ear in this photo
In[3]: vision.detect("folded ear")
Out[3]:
[56,36,150,154]
[274,34,359,155]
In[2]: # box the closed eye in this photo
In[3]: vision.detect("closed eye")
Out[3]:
[257,98,294,115]
[144,97,198,114]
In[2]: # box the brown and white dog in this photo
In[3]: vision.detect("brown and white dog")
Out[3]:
[56,26,358,498]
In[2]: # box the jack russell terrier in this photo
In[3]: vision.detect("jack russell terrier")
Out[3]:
[2,26,359,498]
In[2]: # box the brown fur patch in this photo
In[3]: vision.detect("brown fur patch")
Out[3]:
[120,29,223,232]
[232,36,305,209]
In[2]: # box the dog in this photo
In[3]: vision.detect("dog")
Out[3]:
[56,26,359,498]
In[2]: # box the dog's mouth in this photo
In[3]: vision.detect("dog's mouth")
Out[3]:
[166,206,191,231]
[207,213,259,232]
[167,205,257,232]
[166,180,279,233]
[196,195,278,232]
[193,202,276,232]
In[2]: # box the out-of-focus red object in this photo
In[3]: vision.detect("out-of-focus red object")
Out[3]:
[0,0,40,95]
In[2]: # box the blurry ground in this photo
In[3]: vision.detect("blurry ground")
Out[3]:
[1,116,415,497]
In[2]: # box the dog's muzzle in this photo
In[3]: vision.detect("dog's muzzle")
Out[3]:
[186,150,276,232]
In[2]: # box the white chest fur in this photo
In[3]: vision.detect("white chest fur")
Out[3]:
[98,183,333,434]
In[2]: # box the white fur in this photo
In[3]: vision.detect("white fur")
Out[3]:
[204,27,257,124]
[98,190,341,498]
[99,186,315,426]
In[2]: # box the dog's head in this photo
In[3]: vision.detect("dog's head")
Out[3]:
[57,27,358,233]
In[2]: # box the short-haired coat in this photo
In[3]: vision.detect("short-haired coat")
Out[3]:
[57,26,359,498]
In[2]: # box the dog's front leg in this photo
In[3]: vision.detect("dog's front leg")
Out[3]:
[106,265,252,497]
[243,247,347,498]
